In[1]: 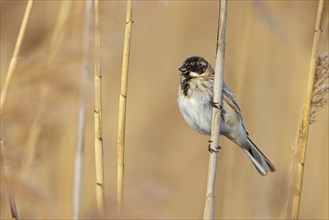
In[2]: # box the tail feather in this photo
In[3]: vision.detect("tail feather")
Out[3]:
[243,137,276,176]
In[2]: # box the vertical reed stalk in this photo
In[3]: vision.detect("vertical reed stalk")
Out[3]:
[8,190,19,220]
[72,1,93,219]
[93,0,106,217]
[202,0,228,219]
[1,140,19,220]
[0,0,34,111]
[117,0,133,217]
[285,0,325,219]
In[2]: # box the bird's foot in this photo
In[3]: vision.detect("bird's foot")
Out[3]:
[209,100,222,110]
[208,140,221,153]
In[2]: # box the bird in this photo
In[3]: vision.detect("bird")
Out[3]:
[177,56,275,176]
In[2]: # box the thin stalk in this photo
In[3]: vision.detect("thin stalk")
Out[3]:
[72,107,86,220]
[72,1,93,219]
[202,0,228,219]
[0,0,34,111]
[94,0,106,217]
[1,140,19,220]
[117,0,133,217]
[8,192,18,220]
[285,0,325,219]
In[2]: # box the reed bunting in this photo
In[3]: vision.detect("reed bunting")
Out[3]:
[177,56,275,176]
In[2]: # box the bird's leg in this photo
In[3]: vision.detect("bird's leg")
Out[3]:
[209,100,222,110]
[208,140,221,153]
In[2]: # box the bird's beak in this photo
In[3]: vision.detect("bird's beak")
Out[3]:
[179,65,187,73]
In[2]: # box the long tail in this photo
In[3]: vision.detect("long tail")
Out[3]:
[242,137,276,176]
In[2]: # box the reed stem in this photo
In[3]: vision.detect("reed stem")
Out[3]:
[72,1,93,219]
[93,0,106,217]
[117,0,133,217]
[1,140,19,220]
[285,0,325,219]
[202,0,228,219]
[0,0,34,112]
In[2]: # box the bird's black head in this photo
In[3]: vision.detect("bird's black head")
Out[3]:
[179,56,208,75]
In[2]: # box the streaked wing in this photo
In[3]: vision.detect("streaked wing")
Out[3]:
[222,82,242,116]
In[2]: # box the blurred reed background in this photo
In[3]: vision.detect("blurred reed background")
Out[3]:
[1,1,328,219]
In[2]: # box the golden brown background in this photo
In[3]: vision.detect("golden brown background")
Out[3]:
[1,0,328,219]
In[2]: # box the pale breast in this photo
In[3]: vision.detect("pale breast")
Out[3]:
[178,88,213,135]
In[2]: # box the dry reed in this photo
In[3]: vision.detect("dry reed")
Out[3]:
[1,140,19,220]
[284,0,325,218]
[0,0,34,111]
[309,53,329,124]
[285,52,328,219]
[202,0,228,219]
[72,1,93,219]
[93,0,106,217]
[117,0,133,217]
[1,1,327,219]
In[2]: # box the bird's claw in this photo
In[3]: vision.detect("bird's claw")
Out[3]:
[208,146,218,153]
[210,100,222,110]
[208,140,221,153]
